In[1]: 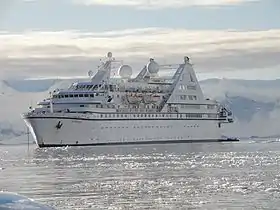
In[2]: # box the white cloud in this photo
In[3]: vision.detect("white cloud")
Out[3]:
[72,0,258,9]
[0,27,280,78]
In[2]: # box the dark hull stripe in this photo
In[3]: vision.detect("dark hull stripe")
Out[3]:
[38,138,239,148]
[24,116,226,121]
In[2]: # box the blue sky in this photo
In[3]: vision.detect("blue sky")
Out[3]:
[1,0,279,31]
[0,0,279,79]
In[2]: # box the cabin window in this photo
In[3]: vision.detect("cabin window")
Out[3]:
[187,85,196,90]
[74,94,78,97]
[65,95,69,98]
[90,94,94,97]
[69,94,73,97]
[180,95,187,100]
[80,105,85,107]
[79,94,83,97]
[188,95,197,100]
[85,94,89,97]
[207,104,216,109]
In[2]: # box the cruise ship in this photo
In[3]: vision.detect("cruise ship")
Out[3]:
[22,52,236,147]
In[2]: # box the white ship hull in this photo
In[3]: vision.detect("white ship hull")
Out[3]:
[23,113,228,147]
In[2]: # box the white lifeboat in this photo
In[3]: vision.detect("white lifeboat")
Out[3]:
[143,94,161,104]
[126,93,143,104]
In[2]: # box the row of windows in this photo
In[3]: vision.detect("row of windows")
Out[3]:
[93,136,200,142]
[181,104,200,109]
[77,104,215,110]
[53,93,102,99]
[207,104,216,109]
[73,84,116,91]
[99,113,216,118]
[179,85,197,90]
[180,104,217,110]
[179,95,197,100]
[100,124,200,129]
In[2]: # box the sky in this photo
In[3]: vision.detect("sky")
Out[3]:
[0,0,280,80]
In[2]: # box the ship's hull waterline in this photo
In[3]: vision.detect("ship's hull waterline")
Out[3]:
[23,114,237,148]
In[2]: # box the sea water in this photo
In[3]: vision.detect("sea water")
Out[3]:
[1,139,280,209]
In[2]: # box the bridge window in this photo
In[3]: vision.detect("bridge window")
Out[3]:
[85,94,89,97]
[69,94,73,97]
[79,94,83,97]
[188,95,197,100]
[90,94,94,97]
[74,94,78,97]
[180,95,187,100]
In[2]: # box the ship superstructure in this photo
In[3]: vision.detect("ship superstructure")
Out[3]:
[22,52,235,147]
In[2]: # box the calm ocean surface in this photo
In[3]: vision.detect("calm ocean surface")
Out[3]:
[1,139,280,210]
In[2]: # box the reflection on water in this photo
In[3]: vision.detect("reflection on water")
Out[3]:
[1,140,280,209]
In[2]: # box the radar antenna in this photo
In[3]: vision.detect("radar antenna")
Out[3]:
[88,70,94,77]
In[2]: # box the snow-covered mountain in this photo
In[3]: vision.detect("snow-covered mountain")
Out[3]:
[1,77,280,144]
[200,79,280,138]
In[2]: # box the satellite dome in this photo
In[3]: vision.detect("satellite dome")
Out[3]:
[118,64,133,79]
[147,58,159,74]
[107,52,113,58]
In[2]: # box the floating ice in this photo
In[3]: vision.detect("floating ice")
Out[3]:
[0,192,55,210]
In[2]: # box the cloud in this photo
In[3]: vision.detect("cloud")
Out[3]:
[0,27,280,78]
[72,0,258,9]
